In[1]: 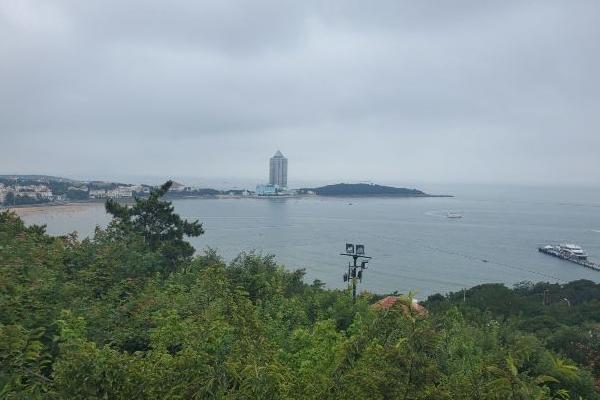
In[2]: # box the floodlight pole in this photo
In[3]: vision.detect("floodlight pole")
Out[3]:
[14,177,17,207]
[340,244,372,303]
[351,255,358,302]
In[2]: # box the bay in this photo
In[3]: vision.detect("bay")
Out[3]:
[15,184,600,298]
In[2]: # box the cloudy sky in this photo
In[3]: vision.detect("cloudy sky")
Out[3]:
[1,0,599,186]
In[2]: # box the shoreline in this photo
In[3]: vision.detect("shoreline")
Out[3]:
[2,193,453,215]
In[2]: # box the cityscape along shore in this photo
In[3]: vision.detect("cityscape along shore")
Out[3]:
[1,150,449,208]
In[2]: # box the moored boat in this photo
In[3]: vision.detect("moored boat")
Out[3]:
[538,243,599,271]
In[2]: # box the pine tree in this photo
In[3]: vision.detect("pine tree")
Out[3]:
[105,180,203,273]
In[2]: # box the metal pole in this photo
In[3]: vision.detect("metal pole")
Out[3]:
[340,244,372,304]
[352,255,357,303]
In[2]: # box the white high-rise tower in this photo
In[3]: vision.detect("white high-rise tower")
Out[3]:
[269,150,288,188]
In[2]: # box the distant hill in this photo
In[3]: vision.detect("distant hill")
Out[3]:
[0,176,134,189]
[304,183,449,197]
[88,181,132,190]
[0,174,80,183]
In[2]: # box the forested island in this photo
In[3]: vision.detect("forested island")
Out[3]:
[301,183,449,197]
[1,181,599,399]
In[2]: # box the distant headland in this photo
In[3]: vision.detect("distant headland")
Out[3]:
[299,183,451,198]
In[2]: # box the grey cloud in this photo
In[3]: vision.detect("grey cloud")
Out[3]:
[1,0,599,185]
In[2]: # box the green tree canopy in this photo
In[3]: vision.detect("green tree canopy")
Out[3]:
[1,207,599,399]
[105,180,203,273]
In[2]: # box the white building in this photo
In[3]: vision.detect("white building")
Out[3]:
[89,189,107,198]
[89,186,134,199]
[170,182,187,192]
[0,186,8,204]
[116,186,133,197]
[256,184,278,196]
[269,150,288,188]
[129,185,144,194]
[14,185,54,200]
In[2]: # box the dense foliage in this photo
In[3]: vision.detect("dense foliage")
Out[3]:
[2,192,52,206]
[1,187,598,399]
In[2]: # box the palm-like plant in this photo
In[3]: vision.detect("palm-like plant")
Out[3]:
[486,355,559,400]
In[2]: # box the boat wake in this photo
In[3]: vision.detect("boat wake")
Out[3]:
[426,210,463,218]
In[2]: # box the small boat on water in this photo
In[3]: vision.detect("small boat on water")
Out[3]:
[446,212,463,219]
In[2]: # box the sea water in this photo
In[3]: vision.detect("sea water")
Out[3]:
[15,184,600,297]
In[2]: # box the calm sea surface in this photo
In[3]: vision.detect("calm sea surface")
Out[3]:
[15,184,600,297]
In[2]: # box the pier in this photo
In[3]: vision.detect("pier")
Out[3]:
[538,246,600,271]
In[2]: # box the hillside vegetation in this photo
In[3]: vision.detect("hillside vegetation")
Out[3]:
[307,183,434,197]
[0,182,598,399]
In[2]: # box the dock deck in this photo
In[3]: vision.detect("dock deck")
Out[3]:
[538,246,600,271]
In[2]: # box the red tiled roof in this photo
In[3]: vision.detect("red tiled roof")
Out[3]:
[374,296,401,309]
[372,296,428,317]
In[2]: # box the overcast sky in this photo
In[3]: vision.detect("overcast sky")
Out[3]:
[1,1,599,186]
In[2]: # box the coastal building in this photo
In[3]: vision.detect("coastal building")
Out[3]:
[13,185,54,200]
[170,182,187,192]
[269,150,288,188]
[129,185,145,194]
[89,186,133,199]
[89,189,107,198]
[256,184,278,196]
[132,185,151,194]
[116,186,133,197]
[34,189,54,199]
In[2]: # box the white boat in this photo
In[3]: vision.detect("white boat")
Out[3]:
[446,212,463,219]
[539,243,598,270]
[558,243,588,260]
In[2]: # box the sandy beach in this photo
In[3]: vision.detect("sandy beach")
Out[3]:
[6,202,105,217]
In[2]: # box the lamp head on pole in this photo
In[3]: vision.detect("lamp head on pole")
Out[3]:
[356,244,365,255]
[345,243,355,254]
